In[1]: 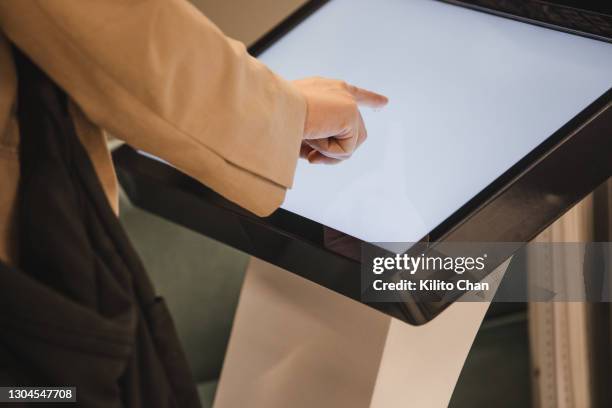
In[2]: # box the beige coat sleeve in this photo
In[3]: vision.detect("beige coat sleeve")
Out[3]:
[0,0,306,216]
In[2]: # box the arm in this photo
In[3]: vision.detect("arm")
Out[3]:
[0,0,305,216]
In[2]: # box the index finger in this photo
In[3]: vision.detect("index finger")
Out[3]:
[346,84,389,108]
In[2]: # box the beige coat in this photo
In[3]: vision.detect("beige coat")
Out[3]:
[0,0,306,264]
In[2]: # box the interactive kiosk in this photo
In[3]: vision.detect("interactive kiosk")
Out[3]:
[114,0,611,406]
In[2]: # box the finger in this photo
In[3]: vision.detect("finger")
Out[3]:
[307,150,342,165]
[305,136,355,159]
[355,112,368,149]
[300,143,314,159]
[346,84,388,108]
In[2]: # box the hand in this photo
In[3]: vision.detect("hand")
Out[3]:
[292,77,388,164]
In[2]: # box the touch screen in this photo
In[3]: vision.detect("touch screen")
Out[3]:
[258,0,612,243]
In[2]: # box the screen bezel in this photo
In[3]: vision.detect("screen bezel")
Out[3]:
[114,0,612,325]
[248,0,612,57]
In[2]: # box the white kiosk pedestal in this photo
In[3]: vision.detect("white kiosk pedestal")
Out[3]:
[214,258,509,408]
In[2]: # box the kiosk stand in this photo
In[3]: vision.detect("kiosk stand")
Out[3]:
[214,258,508,408]
[114,0,611,406]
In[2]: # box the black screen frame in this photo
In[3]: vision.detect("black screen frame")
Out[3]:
[114,0,612,325]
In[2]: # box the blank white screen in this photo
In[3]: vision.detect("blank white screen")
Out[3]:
[258,0,612,242]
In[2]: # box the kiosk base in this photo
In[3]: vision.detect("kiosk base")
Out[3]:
[214,258,509,408]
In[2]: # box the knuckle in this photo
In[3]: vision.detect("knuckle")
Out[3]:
[346,98,358,111]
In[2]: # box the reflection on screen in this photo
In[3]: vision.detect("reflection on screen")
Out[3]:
[258,0,612,243]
